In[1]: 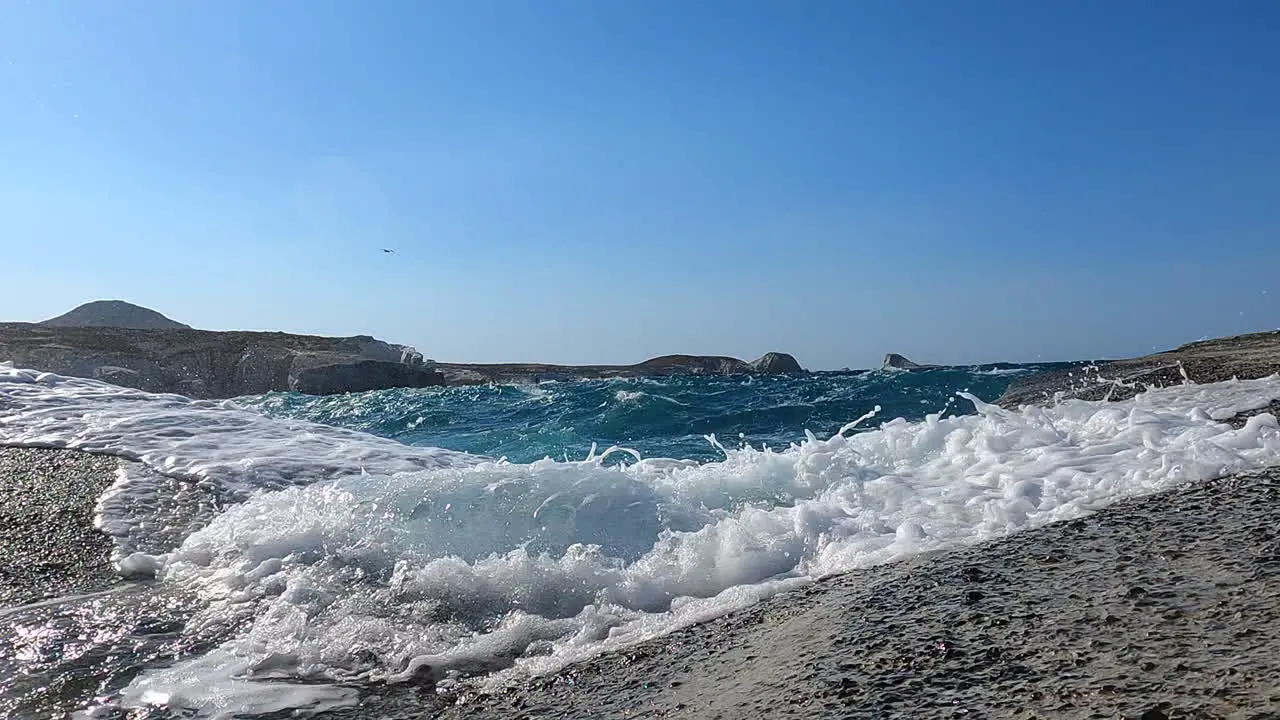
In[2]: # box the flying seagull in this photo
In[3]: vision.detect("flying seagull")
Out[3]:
[381,248,395,254]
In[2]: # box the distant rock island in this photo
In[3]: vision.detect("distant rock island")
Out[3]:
[882,353,939,370]
[0,301,807,398]
[433,352,805,387]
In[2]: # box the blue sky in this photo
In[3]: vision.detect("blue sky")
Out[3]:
[2,1,1277,369]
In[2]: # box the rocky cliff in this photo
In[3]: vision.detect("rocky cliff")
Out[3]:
[0,324,444,399]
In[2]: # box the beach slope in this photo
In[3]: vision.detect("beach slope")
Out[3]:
[433,469,1280,719]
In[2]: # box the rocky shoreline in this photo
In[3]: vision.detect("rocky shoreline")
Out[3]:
[0,322,807,398]
[997,330,1280,407]
[8,300,1274,402]
[0,323,445,399]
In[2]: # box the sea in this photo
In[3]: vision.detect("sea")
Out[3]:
[3,361,1280,719]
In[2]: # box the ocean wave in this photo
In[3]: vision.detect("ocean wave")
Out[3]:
[232,371,1021,464]
[4,366,1280,718]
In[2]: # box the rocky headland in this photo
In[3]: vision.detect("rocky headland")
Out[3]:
[0,322,445,399]
[0,301,808,398]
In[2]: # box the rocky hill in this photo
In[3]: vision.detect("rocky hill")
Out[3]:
[38,300,191,330]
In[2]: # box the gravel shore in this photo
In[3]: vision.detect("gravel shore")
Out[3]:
[0,447,121,607]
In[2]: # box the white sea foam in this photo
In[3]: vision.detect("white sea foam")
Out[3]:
[972,366,1034,376]
[5,366,1280,718]
[0,366,481,497]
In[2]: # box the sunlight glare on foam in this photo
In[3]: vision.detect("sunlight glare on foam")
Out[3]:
[108,650,360,720]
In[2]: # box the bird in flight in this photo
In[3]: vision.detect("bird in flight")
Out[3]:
[381,248,395,254]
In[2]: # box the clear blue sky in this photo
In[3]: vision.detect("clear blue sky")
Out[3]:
[2,1,1277,369]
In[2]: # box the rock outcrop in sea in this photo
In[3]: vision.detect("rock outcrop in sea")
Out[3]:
[882,353,937,370]
[751,352,805,374]
[431,352,806,386]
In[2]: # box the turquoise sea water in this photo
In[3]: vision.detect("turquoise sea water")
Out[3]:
[237,365,1065,464]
